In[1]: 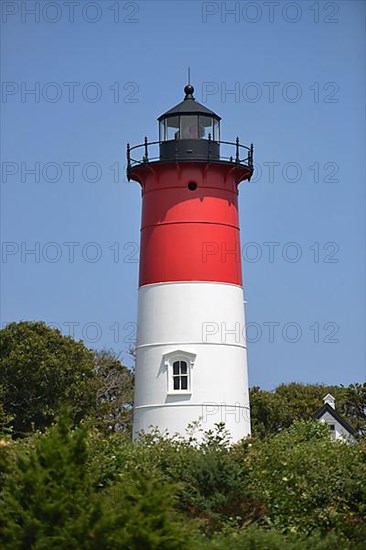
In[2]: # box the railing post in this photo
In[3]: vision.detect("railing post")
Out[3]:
[127,143,131,181]
[235,137,240,164]
[250,143,254,169]
[208,133,211,161]
[143,136,148,162]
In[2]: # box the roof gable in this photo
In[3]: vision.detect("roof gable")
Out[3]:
[313,403,357,435]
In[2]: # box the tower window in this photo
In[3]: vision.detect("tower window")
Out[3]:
[173,360,188,390]
[188,181,197,191]
[163,350,196,395]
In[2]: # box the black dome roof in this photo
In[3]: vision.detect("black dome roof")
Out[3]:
[158,85,221,121]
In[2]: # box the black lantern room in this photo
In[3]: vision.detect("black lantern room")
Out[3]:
[158,84,221,161]
[126,84,254,182]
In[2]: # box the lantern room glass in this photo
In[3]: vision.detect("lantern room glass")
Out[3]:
[159,116,179,141]
[159,115,220,142]
[213,118,220,142]
[180,116,198,139]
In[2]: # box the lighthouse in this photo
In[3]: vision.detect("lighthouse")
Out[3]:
[127,84,254,442]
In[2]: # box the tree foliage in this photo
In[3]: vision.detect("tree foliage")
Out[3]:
[250,382,366,438]
[93,349,134,434]
[246,420,366,539]
[0,323,134,438]
[1,320,365,548]
[0,412,192,549]
[0,321,99,436]
[1,416,365,549]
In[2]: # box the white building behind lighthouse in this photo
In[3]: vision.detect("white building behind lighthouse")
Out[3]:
[127,84,254,442]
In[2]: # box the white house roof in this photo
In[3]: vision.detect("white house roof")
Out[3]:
[313,403,357,436]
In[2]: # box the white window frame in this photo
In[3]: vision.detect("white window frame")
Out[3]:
[163,350,196,395]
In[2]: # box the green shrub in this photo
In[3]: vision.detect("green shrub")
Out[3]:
[0,412,197,549]
[246,420,366,541]
[200,524,354,549]
[1,414,365,548]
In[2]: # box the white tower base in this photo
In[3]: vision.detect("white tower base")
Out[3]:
[133,281,251,443]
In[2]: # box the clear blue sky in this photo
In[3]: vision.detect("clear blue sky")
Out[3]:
[1,0,365,388]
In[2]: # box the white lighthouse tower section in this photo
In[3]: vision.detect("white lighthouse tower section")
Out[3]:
[133,281,251,442]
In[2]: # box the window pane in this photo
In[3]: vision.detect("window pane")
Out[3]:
[159,120,164,142]
[199,116,213,139]
[214,119,220,142]
[166,116,179,140]
[171,359,190,391]
[181,116,199,139]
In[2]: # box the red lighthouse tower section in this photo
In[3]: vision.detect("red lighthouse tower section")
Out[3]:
[128,84,254,442]
[132,161,251,287]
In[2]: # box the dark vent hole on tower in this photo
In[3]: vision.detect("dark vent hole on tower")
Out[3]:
[188,182,197,191]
